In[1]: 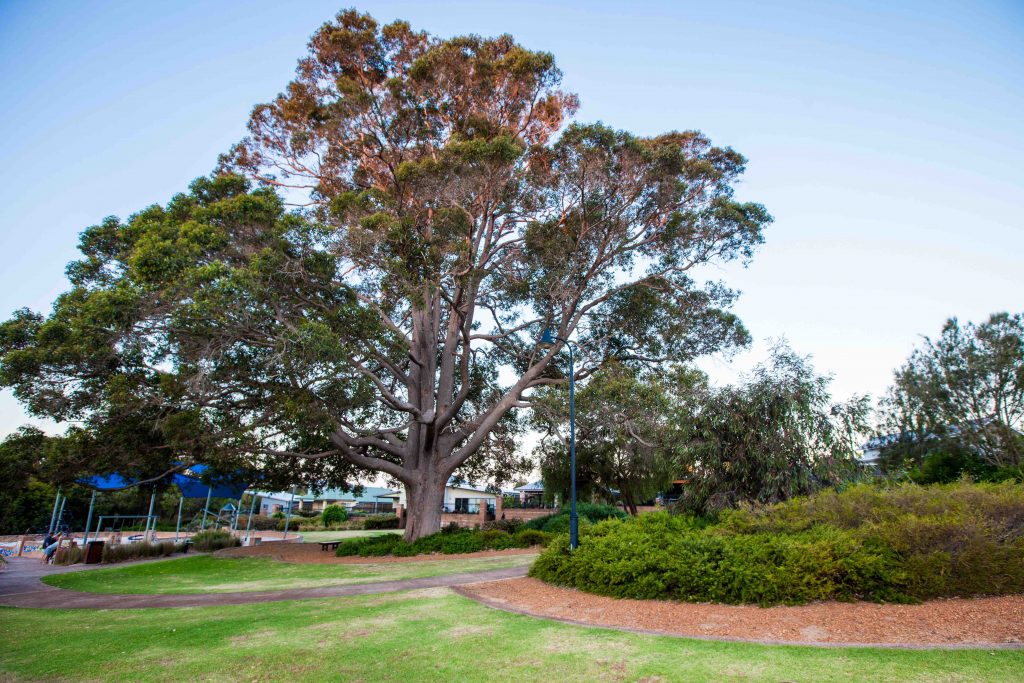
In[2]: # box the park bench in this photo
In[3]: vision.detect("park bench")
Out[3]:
[319,540,341,552]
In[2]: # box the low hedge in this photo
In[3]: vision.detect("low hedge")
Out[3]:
[530,481,1024,605]
[363,514,401,530]
[522,502,627,533]
[101,540,182,564]
[190,530,241,553]
[336,527,553,557]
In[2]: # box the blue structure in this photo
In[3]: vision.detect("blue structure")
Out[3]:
[77,464,254,544]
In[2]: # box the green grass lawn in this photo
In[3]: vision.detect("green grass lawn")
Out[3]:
[42,554,535,594]
[296,529,402,543]
[2,589,1021,682]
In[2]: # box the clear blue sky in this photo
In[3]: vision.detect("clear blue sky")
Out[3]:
[1,0,1022,436]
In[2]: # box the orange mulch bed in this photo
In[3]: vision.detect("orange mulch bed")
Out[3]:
[457,577,1024,648]
[218,542,537,565]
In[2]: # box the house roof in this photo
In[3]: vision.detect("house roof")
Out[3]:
[446,477,494,494]
[514,480,544,492]
[376,479,497,498]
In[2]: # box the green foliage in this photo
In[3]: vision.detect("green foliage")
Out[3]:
[271,511,285,520]
[363,514,400,530]
[4,588,1024,683]
[0,427,60,533]
[481,518,523,533]
[522,502,627,533]
[530,513,906,606]
[531,481,1024,604]
[532,362,680,514]
[879,312,1024,469]
[511,529,551,547]
[905,445,997,484]
[673,342,870,516]
[320,505,348,527]
[1,8,772,540]
[336,527,552,557]
[189,530,241,553]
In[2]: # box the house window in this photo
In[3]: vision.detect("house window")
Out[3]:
[454,498,470,513]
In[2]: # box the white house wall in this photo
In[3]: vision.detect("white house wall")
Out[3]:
[390,486,497,508]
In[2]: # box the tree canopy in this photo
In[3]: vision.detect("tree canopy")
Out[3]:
[532,361,683,514]
[879,312,1024,469]
[673,344,869,515]
[0,10,770,538]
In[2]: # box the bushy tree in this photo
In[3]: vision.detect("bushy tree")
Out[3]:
[879,312,1024,469]
[532,362,683,514]
[674,343,870,515]
[0,11,770,539]
[321,504,347,526]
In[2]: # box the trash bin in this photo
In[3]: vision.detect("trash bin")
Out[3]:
[84,540,105,564]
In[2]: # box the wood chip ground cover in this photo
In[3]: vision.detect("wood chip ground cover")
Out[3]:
[459,577,1024,648]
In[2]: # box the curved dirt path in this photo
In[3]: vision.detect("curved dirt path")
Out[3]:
[455,577,1024,649]
[0,555,528,609]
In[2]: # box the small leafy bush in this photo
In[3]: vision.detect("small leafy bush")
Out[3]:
[321,505,348,527]
[336,527,553,557]
[522,503,627,533]
[190,530,241,553]
[482,518,523,534]
[363,514,400,530]
[512,529,553,548]
[530,482,1024,605]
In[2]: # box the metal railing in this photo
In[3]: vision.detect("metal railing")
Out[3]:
[503,498,556,509]
[440,498,496,515]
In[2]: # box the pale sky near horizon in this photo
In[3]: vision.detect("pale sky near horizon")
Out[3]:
[1,0,1022,439]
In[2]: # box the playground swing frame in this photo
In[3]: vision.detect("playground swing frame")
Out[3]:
[86,514,159,545]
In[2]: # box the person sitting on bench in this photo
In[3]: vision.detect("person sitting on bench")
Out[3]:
[41,532,63,564]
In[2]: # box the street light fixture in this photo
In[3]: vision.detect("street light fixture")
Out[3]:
[538,327,579,550]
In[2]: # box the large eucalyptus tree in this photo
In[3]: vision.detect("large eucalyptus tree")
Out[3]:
[1,10,770,539]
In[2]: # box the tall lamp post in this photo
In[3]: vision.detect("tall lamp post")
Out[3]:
[538,328,579,550]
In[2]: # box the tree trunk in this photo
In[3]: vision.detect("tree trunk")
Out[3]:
[402,478,446,542]
[622,489,639,516]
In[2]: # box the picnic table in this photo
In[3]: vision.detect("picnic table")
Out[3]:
[319,540,341,551]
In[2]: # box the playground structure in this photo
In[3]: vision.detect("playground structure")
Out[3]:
[20,465,301,558]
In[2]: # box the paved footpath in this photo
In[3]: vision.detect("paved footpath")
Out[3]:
[0,555,528,609]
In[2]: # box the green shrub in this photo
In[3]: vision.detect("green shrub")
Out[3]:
[336,527,553,557]
[363,514,400,530]
[530,482,1024,605]
[321,505,348,527]
[295,514,323,530]
[190,530,241,553]
[482,518,523,534]
[271,511,286,520]
[512,529,553,548]
[522,502,627,533]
